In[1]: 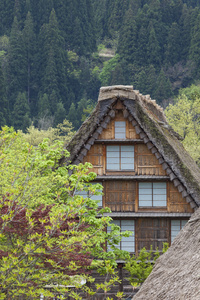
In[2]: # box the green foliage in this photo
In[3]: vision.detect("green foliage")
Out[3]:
[0,126,127,299]
[124,243,169,288]
[12,92,30,131]
[99,54,120,86]
[22,119,75,146]
[165,86,200,165]
[1,0,200,130]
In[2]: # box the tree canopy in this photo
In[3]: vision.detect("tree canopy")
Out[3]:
[0,127,128,299]
[165,84,200,165]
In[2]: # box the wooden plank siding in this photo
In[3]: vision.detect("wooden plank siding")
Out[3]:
[136,218,170,253]
[83,144,104,175]
[168,182,193,213]
[104,181,136,212]
[137,144,166,176]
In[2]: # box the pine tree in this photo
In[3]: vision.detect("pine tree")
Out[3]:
[147,24,161,67]
[154,68,173,104]
[6,16,26,110]
[13,92,30,131]
[38,93,50,118]
[67,102,79,129]
[22,11,36,104]
[38,9,68,112]
[54,102,66,126]
[189,13,200,77]
[117,7,137,64]
[0,63,9,126]
[165,22,182,65]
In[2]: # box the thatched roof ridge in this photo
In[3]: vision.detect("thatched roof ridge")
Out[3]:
[65,85,200,207]
[133,207,200,300]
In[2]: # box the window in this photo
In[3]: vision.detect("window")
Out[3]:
[115,121,126,139]
[106,145,134,170]
[107,219,135,252]
[75,182,103,207]
[171,219,187,242]
[139,182,167,207]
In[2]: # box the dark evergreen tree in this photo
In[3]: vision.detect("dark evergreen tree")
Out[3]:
[22,12,36,105]
[136,25,148,66]
[6,16,27,110]
[147,24,161,67]
[154,68,173,103]
[165,22,182,65]
[189,13,200,77]
[117,8,137,63]
[38,9,69,112]
[13,92,30,131]
[54,102,66,126]
[67,102,79,129]
[0,0,15,35]
[38,93,51,118]
[0,63,9,126]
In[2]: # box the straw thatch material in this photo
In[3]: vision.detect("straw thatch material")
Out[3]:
[133,207,200,300]
[64,85,200,208]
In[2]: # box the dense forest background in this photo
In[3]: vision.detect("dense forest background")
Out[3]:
[1,0,200,131]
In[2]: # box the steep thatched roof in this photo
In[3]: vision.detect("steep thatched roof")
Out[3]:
[133,207,200,300]
[65,85,200,208]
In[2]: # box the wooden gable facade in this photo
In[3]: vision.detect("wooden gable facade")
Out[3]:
[81,97,193,254]
[65,85,200,298]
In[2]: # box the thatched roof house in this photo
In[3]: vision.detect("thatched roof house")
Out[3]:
[133,207,200,300]
[65,85,200,209]
[64,85,200,299]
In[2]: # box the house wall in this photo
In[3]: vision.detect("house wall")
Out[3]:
[82,107,194,255]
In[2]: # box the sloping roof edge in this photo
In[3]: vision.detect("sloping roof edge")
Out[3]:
[65,86,200,208]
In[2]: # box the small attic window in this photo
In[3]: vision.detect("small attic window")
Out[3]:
[139,182,167,207]
[115,121,126,139]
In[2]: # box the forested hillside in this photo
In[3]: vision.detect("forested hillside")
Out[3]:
[1,0,200,131]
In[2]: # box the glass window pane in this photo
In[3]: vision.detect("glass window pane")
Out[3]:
[107,145,120,152]
[115,121,126,139]
[139,200,152,207]
[181,220,187,228]
[153,182,166,189]
[76,190,88,198]
[107,220,135,252]
[90,182,103,207]
[139,182,152,189]
[171,220,189,243]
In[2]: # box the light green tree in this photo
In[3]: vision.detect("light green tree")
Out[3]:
[165,87,200,165]
[0,127,128,299]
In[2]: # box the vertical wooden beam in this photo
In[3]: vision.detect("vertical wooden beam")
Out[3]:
[126,119,129,139]
[167,181,170,213]
[135,144,138,175]
[135,182,138,212]
[135,219,138,256]
[102,144,106,175]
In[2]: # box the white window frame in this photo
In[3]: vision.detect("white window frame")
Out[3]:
[171,219,187,243]
[115,121,126,139]
[106,145,134,171]
[107,219,135,252]
[139,182,167,207]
